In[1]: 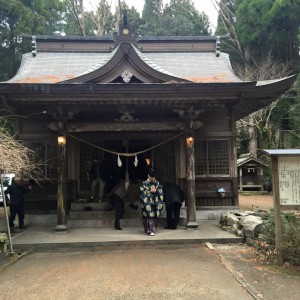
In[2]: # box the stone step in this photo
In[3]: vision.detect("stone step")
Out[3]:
[71,202,111,211]
[70,201,141,211]
[69,210,140,220]
[68,217,187,228]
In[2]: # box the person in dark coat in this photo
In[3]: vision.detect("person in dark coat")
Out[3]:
[110,180,127,230]
[163,183,184,230]
[88,156,108,202]
[4,176,32,229]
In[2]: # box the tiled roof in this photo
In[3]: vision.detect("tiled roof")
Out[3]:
[7,48,241,84]
[7,52,110,83]
[144,52,241,83]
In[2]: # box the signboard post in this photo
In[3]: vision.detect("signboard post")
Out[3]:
[263,150,300,266]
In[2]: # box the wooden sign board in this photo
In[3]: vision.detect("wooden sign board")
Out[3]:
[262,149,300,266]
[278,156,300,205]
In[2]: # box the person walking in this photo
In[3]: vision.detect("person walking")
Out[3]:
[4,176,32,229]
[88,156,107,202]
[110,180,126,230]
[163,183,184,230]
[140,168,164,236]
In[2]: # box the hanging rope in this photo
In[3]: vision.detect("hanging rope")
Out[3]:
[67,130,186,157]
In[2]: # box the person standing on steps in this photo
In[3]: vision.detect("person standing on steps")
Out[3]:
[88,156,107,202]
[163,183,184,230]
[140,168,164,236]
[109,180,127,230]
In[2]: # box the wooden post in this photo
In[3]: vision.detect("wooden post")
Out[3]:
[239,168,243,192]
[55,122,68,231]
[259,167,264,191]
[272,156,283,265]
[229,107,239,205]
[186,129,198,228]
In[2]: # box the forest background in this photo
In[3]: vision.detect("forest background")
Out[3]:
[0,0,299,159]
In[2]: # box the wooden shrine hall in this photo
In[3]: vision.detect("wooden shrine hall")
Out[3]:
[0,18,295,230]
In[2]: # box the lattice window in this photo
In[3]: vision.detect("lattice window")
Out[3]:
[195,140,207,175]
[26,142,57,179]
[195,140,229,176]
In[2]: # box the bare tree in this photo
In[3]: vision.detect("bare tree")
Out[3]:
[0,124,42,177]
[88,0,114,36]
[212,0,293,156]
[66,0,86,36]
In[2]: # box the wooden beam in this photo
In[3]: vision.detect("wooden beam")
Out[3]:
[48,122,186,132]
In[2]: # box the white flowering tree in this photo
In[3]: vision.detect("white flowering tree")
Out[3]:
[0,123,42,253]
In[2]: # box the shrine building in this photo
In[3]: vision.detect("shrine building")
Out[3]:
[0,19,295,230]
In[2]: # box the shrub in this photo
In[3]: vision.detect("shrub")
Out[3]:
[259,209,300,265]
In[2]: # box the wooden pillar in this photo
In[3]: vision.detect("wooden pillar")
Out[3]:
[229,107,239,206]
[239,168,243,192]
[177,136,186,192]
[186,129,198,228]
[68,137,79,201]
[259,167,264,191]
[55,122,68,231]
[272,156,284,265]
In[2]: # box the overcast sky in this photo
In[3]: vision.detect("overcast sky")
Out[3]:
[86,0,219,30]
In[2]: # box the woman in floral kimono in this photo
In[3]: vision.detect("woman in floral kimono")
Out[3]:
[140,168,164,236]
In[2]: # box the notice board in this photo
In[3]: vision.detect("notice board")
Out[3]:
[278,156,300,205]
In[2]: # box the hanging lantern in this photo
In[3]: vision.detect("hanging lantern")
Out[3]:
[186,136,194,147]
[57,135,66,145]
[117,155,122,167]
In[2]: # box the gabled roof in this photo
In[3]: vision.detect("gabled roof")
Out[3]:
[61,43,189,84]
[6,39,240,84]
[0,26,296,120]
[237,156,268,168]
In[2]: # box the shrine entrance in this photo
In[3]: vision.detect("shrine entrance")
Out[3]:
[78,136,177,196]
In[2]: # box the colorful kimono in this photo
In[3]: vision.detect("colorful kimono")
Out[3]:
[140,179,164,234]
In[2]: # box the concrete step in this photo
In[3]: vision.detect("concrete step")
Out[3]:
[68,217,186,228]
[69,210,140,219]
[69,218,141,227]
[9,221,244,251]
[71,202,111,211]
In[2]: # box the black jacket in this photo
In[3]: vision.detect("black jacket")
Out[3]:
[88,161,108,181]
[4,183,29,206]
[163,183,184,207]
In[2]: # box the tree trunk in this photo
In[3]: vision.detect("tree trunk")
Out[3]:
[248,114,257,157]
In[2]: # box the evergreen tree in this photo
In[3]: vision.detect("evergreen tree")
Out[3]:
[141,0,211,36]
[0,0,64,81]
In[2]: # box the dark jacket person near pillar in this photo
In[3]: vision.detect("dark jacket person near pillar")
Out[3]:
[163,183,184,229]
[4,176,32,229]
[110,180,127,230]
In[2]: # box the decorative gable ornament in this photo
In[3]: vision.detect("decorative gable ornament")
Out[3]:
[121,70,133,83]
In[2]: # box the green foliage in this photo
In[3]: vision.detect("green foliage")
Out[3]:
[225,0,300,66]
[0,0,65,80]
[141,0,211,36]
[142,0,163,21]
[259,210,300,265]
[286,75,300,148]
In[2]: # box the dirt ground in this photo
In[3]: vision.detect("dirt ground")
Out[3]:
[238,194,273,211]
[0,244,299,300]
[217,243,300,300]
